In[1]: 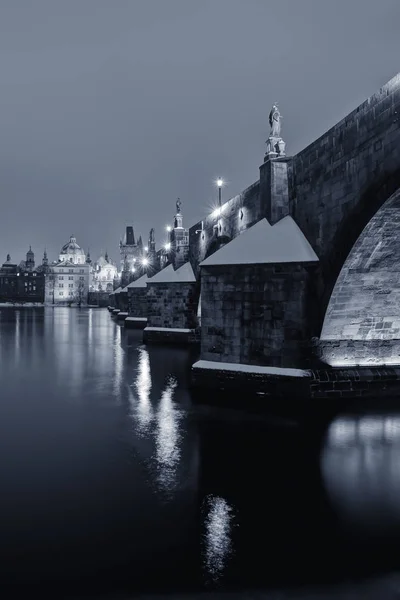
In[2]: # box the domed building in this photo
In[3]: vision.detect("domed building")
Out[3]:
[91,252,119,292]
[59,236,86,264]
[47,235,91,305]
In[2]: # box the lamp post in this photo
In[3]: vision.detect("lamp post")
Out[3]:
[217,177,223,207]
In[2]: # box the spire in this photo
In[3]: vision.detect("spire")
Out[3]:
[42,248,48,266]
[86,248,92,265]
[105,250,109,262]
[6,253,10,262]
[138,235,143,249]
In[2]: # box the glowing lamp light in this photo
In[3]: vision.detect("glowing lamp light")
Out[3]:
[142,258,149,266]
[165,242,171,251]
[166,225,172,232]
[132,258,136,263]
[144,246,148,253]
[131,267,136,273]
[212,207,221,218]
[217,178,223,188]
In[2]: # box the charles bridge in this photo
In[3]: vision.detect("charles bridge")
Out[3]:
[109,72,400,399]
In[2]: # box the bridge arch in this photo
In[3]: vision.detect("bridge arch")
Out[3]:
[315,167,400,336]
[319,185,400,366]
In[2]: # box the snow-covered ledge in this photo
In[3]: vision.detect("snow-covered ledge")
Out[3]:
[144,326,193,333]
[192,360,311,378]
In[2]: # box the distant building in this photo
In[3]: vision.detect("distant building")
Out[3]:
[49,235,90,305]
[18,247,45,302]
[0,254,19,301]
[91,252,119,292]
[0,248,45,303]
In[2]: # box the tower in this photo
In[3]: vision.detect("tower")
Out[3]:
[171,198,189,270]
[42,249,48,268]
[119,225,142,287]
[25,246,35,271]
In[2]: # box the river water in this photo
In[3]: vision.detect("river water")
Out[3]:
[1,307,400,598]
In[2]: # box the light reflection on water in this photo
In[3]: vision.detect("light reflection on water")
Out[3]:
[112,325,123,403]
[155,375,182,492]
[322,412,400,534]
[131,346,153,435]
[203,495,234,583]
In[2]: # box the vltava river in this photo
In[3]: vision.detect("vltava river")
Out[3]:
[1,307,400,599]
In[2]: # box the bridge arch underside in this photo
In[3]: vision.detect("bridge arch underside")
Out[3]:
[320,187,400,367]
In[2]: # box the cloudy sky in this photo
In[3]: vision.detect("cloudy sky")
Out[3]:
[0,0,399,265]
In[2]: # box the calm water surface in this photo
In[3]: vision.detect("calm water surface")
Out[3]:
[1,307,400,598]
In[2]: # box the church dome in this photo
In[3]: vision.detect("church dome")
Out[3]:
[60,236,85,256]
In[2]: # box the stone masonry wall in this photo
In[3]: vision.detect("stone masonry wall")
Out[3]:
[200,264,316,368]
[321,187,400,342]
[127,287,147,318]
[118,291,129,312]
[146,282,199,329]
[189,181,260,276]
[290,73,400,331]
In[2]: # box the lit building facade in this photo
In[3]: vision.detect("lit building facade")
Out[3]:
[91,252,119,292]
[49,236,90,305]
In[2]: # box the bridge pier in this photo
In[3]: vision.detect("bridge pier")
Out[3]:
[143,262,200,345]
[125,274,148,329]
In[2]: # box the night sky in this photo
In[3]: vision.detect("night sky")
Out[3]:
[0,0,399,265]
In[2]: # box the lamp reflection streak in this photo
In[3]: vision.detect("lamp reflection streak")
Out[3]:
[155,376,181,491]
[132,347,153,435]
[113,326,123,402]
[203,495,234,582]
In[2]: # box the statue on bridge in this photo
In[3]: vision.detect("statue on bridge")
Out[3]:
[269,104,282,138]
[176,198,182,214]
[265,103,286,160]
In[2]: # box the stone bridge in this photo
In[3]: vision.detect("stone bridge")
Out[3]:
[187,72,400,369]
[114,72,400,374]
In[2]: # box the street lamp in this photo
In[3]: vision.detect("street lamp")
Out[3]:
[166,225,172,232]
[142,257,148,267]
[165,242,171,251]
[217,177,223,207]
[144,246,148,253]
